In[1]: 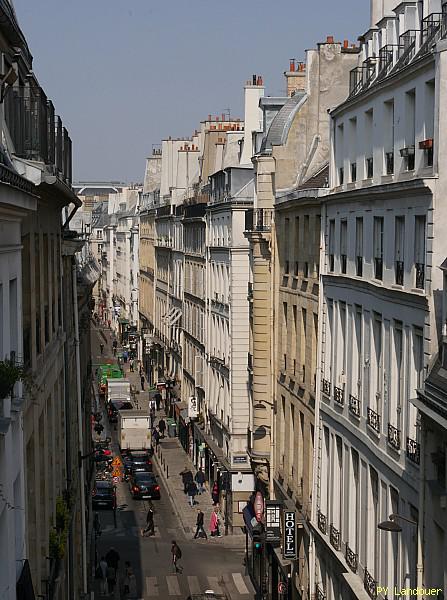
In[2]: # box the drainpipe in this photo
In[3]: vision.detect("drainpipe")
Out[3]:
[72,260,88,595]
[269,212,276,501]
[416,421,426,588]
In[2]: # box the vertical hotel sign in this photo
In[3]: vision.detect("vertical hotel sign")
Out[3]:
[282,511,297,559]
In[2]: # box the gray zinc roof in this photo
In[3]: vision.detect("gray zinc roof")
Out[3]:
[261,92,306,151]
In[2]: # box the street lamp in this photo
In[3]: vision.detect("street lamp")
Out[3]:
[378,513,417,533]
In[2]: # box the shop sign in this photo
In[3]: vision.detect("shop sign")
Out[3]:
[188,396,198,418]
[283,511,297,559]
[254,491,264,522]
[233,455,248,464]
[265,501,281,542]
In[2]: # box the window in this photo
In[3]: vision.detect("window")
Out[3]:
[366,156,374,179]
[301,308,307,383]
[384,99,395,174]
[294,261,299,277]
[423,80,435,168]
[415,215,426,289]
[365,109,373,178]
[351,162,357,183]
[328,220,335,272]
[349,117,357,182]
[395,216,405,285]
[356,217,363,276]
[373,217,384,280]
[336,123,344,184]
[402,90,416,170]
[340,220,347,274]
[285,261,290,275]
[303,215,309,277]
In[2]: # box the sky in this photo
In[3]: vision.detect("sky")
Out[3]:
[13,0,368,184]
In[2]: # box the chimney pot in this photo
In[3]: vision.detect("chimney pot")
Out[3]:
[252,74,256,85]
[343,39,349,48]
[289,59,295,72]
[327,35,334,43]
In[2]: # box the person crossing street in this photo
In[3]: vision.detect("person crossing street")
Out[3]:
[193,509,207,539]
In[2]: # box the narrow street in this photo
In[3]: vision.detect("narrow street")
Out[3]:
[90,325,254,599]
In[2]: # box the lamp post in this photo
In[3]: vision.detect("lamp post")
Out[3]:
[378,513,417,532]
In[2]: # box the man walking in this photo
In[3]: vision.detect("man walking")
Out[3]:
[179,466,193,494]
[155,392,162,411]
[141,504,155,536]
[187,480,197,507]
[171,540,183,573]
[194,467,206,494]
[158,418,166,438]
[100,342,104,356]
[193,509,207,539]
[140,374,145,391]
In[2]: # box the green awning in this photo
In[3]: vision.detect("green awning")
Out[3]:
[118,318,129,325]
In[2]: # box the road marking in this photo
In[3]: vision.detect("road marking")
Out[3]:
[166,575,181,595]
[207,576,223,594]
[222,573,239,598]
[233,572,250,595]
[146,576,159,596]
[187,575,201,595]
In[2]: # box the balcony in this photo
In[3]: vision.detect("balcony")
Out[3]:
[349,58,377,96]
[396,30,418,69]
[378,44,398,78]
[334,386,345,407]
[415,262,425,289]
[420,13,445,54]
[385,151,394,175]
[356,256,363,277]
[346,545,358,573]
[374,257,383,280]
[400,145,415,171]
[317,510,327,535]
[329,524,340,551]
[244,208,273,232]
[321,378,331,398]
[316,586,326,600]
[4,86,72,185]
[395,260,404,285]
[367,407,380,434]
[247,282,253,302]
[349,394,360,418]
[364,568,378,599]
[387,423,401,450]
[406,436,421,465]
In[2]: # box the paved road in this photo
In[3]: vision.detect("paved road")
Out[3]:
[90,324,254,599]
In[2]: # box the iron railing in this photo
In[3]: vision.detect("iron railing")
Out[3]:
[317,510,327,535]
[316,585,326,600]
[395,260,404,285]
[416,262,425,289]
[321,378,331,397]
[245,208,273,232]
[364,568,378,599]
[349,394,361,417]
[420,13,444,54]
[378,44,399,78]
[367,407,380,433]
[396,30,418,68]
[406,437,421,465]
[330,524,340,551]
[346,545,358,572]
[334,386,345,406]
[388,423,401,450]
[374,257,383,280]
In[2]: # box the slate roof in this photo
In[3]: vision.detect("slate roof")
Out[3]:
[261,92,306,151]
[297,164,329,190]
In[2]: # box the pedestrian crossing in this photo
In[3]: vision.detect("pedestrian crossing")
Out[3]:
[143,572,252,597]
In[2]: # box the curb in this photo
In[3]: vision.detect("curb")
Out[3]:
[152,448,189,536]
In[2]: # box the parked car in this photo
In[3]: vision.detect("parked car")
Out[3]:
[129,472,160,500]
[128,451,153,474]
[92,480,116,509]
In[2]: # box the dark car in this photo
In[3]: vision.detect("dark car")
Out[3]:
[107,400,133,423]
[92,480,116,509]
[129,451,153,473]
[94,452,112,465]
[129,472,160,500]
[95,438,111,451]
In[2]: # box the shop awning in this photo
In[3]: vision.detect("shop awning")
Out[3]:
[118,318,129,325]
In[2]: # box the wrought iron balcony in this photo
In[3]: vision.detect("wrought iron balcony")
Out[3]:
[316,585,326,600]
[406,436,421,465]
[395,260,404,285]
[367,407,380,433]
[387,423,401,450]
[420,13,445,54]
[385,151,394,175]
[364,568,378,599]
[245,208,273,232]
[321,378,331,398]
[396,30,418,68]
[346,545,358,573]
[334,386,345,406]
[378,44,399,78]
[349,394,360,418]
[317,510,327,535]
[415,262,425,289]
[329,524,340,551]
[349,58,377,96]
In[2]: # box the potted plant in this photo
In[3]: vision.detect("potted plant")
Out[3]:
[0,358,25,400]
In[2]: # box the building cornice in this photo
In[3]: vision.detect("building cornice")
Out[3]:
[324,177,432,204]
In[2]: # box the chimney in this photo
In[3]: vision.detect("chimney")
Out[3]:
[343,39,349,49]
[289,59,296,72]
[252,74,257,85]
[326,35,334,44]
[284,61,306,96]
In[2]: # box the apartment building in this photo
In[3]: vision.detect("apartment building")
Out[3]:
[312,2,447,598]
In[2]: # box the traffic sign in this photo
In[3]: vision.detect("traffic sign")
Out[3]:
[278,582,287,594]
[112,476,120,484]
[111,467,122,478]
[111,456,123,467]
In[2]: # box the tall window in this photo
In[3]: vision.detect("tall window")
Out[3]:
[372,315,383,418]
[404,89,416,170]
[395,216,405,285]
[423,80,435,167]
[337,124,344,185]
[356,217,363,277]
[384,99,395,174]
[365,109,374,178]
[340,220,347,274]
[328,220,335,272]
[415,215,426,289]
[390,322,403,430]
[349,117,357,182]
[303,215,310,277]
[301,308,307,383]
[373,217,384,280]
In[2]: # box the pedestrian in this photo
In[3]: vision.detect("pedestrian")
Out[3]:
[194,467,206,495]
[152,427,160,449]
[123,349,128,363]
[211,481,219,505]
[108,319,111,328]
[93,512,101,537]
[171,540,183,573]
[194,509,207,539]
[140,374,145,391]
[129,358,134,372]
[187,480,197,507]
[123,562,137,598]
[155,392,161,411]
[179,466,193,494]
[105,546,120,571]
[97,556,108,595]
[158,418,166,438]
[100,342,104,355]
[106,563,116,595]
[141,504,155,536]
[210,506,222,537]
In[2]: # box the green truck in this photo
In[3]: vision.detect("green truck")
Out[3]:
[97,364,123,384]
